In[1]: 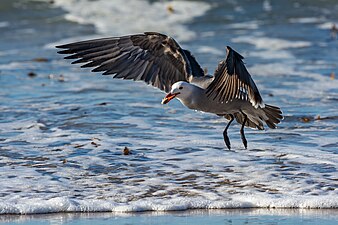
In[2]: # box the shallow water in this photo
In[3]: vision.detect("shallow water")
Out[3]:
[0,0,337,214]
[2,209,338,225]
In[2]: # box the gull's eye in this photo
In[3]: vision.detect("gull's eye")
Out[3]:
[179,86,183,90]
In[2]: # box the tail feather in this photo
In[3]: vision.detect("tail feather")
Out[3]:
[263,104,283,127]
[223,104,283,130]
[264,109,281,124]
[262,104,283,129]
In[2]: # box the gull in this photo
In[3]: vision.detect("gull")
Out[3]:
[56,32,283,150]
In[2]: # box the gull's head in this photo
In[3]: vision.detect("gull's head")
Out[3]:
[161,81,191,104]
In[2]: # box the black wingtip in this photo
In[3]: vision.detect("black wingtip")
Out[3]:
[55,44,69,49]
[65,54,78,59]
[226,46,244,60]
[224,46,246,76]
[57,49,73,55]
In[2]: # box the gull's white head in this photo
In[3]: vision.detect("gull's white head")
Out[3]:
[161,81,192,104]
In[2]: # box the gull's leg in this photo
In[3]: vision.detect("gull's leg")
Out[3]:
[240,113,248,149]
[223,115,234,150]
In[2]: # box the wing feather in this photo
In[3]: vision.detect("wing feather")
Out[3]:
[56,32,205,93]
[206,46,264,108]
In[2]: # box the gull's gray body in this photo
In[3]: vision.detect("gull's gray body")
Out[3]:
[177,82,256,113]
[57,32,283,149]
[171,81,280,131]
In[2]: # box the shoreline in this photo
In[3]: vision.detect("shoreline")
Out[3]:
[1,208,338,224]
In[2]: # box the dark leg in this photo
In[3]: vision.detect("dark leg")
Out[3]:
[240,113,248,149]
[223,115,234,150]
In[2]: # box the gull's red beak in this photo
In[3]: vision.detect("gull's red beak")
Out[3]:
[161,92,179,104]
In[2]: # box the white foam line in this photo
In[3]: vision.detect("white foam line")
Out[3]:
[1,195,337,214]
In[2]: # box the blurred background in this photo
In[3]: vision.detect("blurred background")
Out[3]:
[0,0,337,214]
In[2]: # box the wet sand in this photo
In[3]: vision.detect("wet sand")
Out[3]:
[1,209,338,225]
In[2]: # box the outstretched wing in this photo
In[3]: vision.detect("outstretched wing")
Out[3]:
[206,46,264,108]
[56,32,204,93]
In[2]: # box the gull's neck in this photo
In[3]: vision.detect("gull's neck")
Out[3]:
[176,83,206,111]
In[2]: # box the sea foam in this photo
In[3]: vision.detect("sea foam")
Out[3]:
[48,0,211,42]
[1,195,337,214]
[232,36,311,51]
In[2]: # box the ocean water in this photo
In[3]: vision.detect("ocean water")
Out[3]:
[0,0,337,215]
